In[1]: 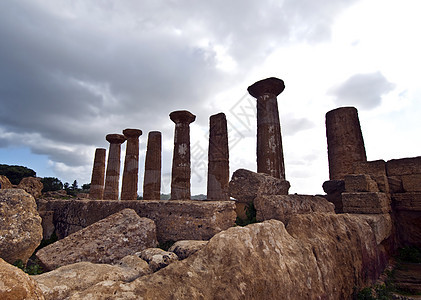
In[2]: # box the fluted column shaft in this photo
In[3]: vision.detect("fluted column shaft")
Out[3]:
[103,134,126,200]
[170,110,196,200]
[326,106,367,180]
[121,129,142,200]
[207,113,229,200]
[143,131,162,200]
[89,148,106,200]
[248,77,286,179]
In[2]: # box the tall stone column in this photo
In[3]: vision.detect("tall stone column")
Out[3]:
[143,131,162,200]
[326,106,367,180]
[103,134,126,200]
[207,113,230,200]
[89,148,106,200]
[121,129,142,200]
[170,110,196,200]
[248,77,286,179]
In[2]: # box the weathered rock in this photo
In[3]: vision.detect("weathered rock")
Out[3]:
[38,210,55,240]
[36,208,157,270]
[322,180,345,213]
[17,177,43,199]
[229,168,290,204]
[401,174,421,192]
[137,248,178,272]
[69,214,382,299]
[393,192,421,247]
[354,214,392,245]
[342,192,391,214]
[386,156,421,176]
[0,189,43,264]
[168,240,208,260]
[388,176,404,193]
[0,175,13,189]
[33,258,150,300]
[0,258,45,300]
[353,160,390,193]
[344,174,379,192]
[326,107,367,180]
[254,194,335,224]
[36,199,236,243]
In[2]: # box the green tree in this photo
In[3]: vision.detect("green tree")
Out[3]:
[81,183,90,192]
[0,164,36,185]
[71,180,78,190]
[41,177,63,192]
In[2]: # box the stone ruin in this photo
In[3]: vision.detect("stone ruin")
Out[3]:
[1,77,420,299]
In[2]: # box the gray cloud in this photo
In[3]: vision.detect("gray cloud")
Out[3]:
[0,0,359,183]
[330,72,396,109]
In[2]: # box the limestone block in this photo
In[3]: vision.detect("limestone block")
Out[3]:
[0,258,45,300]
[229,168,290,204]
[395,210,421,247]
[354,214,392,245]
[137,248,178,272]
[401,174,421,192]
[36,199,236,243]
[392,192,421,211]
[344,174,379,193]
[342,192,391,214]
[0,189,43,264]
[36,209,158,270]
[33,258,150,300]
[70,214,381,300]
[39,210,55,240]
[168,240,208,260]
[387,156,421,176]
[254,194,335,224]
[388,176,404,194]
[18,177,44,199]
[0,175,13,189]
[353,160,390,193]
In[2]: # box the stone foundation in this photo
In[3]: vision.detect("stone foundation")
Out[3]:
[36,198,236,243]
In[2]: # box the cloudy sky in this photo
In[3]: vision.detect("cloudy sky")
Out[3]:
[1,0,420,196]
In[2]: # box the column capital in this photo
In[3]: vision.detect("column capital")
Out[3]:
[247,77,285,98]
[106,134,126,144]
[123,128,143,139]
[170,110,196,124]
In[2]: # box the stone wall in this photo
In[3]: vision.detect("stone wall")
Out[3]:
[36,199,236,243]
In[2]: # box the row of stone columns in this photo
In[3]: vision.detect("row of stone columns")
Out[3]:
[90,77,288,200]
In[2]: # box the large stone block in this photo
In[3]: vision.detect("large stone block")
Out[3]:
[0,175,13,189]
[388,176,404,193]
[354,214,392,245]
[395,210,421,247]
[322,180,345,213]
[0,189,43,264]
[392,192,421,211]
[386,156,421,176]
[344,174,379,193]
[342,192,391,214]
[36,209,158,270]
[401,174,421,192]
[36,199,236,243]
[70,214,382,299]
[0,258,45,300]
[254,194,335,224]
[229,168,290,204]
[353,160,390,193]
[17,177,44,199]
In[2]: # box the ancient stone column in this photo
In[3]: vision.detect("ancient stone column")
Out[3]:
[170,110,196,200]
[103,134,126,200]
[326,106,367,180]
[207,113,230,201]
[121,129,142,200]
[89,148,106,200]
[248,77,286,179]
[143,131,162,200]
